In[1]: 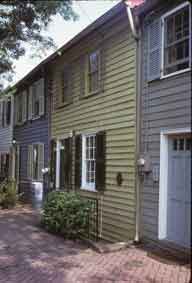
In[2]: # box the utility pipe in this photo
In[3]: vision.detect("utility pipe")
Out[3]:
[124,0,139,40]
[124,0,141,243]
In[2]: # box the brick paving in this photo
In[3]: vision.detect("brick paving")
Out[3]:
[0,206,191,283]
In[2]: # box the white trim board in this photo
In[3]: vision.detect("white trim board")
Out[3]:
[158,127,191,240]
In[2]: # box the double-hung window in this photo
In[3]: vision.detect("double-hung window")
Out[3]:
[0,153,9,178]
[148,2,191,81]
[15,91,27,125]
[28,78,45,119]
[28,143,44,181]
[0,97,11,128]
[82,135,96,191]
[162,2,191,76]
[88,50,100,94]
[17,95,23,124]
[32,144,39,180]
[61,68,72,105]
[6,97,11,126]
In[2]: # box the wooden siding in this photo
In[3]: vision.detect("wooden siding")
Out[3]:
[14,76,50,201]
[50,10,137,242]
[0,96,14,153]
[140,4,191,242]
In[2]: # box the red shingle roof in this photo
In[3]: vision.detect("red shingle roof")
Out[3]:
[127,0,144,7]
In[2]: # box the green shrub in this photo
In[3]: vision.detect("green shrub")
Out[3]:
[41,191,91,239]
[0,180,17,209]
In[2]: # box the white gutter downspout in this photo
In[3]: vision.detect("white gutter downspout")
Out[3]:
[124,0,141,243]
[124,1,139,40]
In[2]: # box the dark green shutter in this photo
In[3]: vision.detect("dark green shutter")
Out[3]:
[68,65,73,104]
[79,56,86,99]
[95,131,106,191]
[100,45,106,93]
[75,135,82,189]
[2,101,5,128]
[50,140,56,189]
[64,137,72,190]
[6,98,11,126]
[60,70,65,105]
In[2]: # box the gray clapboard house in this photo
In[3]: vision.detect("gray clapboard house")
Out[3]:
[13,70,50,206]
[0,93,14,180]
[137,0,191,251]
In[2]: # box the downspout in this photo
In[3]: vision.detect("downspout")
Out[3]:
[124,0,141,243]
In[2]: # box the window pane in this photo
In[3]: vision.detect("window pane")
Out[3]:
[175,13,182,40]
[167,17,174,44]
[186,138,192,151]
[33,145,38,180]
[173,139,178,151]
[89,72,99,93]
[89,52,99,73]
[179,139,184,150]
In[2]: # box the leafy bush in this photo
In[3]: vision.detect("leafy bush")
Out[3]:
[41,191,91,239]
[0,180,17,209]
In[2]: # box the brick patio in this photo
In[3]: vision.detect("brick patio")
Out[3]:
[0,206,190,283]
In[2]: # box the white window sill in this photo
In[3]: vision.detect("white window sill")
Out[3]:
[31,115,41,121]
[81,185,96,192]
[161,68,191,80]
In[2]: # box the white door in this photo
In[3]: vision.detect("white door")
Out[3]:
[167,136,191,248]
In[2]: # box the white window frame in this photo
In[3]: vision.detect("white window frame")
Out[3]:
[81,134,96,192]
[161,1,191,79]
[55,134,71,190]
[28,143,44,182]
[31,78,45,120]
[87,50,101,95]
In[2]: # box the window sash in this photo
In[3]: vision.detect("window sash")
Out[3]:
[87,50,100,94]
[6,98,11,126]
[81,134,96,191]
[32,83,40,117]
[162,2,191,77]
[31,78,44,117]
[17,95,23,123]
[33,145,39,180]
[28,143,44,181]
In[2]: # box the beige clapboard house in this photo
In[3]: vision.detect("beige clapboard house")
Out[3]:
[48,3,138,242]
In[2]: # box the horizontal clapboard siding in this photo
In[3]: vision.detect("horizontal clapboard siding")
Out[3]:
[51,10,137,242]
[14,76,50,200]
[140,3,191,243]
[0,96,14,153]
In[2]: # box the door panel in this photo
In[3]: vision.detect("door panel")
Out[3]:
[167,136,191,248]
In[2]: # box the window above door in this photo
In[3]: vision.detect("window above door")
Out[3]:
[162,2,191,77]
[147,2,191,81]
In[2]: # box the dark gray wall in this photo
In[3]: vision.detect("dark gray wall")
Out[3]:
[139,3,191,241]
[14,76,50,205]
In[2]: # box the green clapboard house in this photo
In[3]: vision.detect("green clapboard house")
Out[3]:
[48,2,140,242]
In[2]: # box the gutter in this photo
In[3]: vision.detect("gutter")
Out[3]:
[124,0,141,243]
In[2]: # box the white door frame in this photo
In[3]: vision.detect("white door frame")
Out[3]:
[158,127,191,240]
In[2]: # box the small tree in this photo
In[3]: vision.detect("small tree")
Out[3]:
[0,1,77,91]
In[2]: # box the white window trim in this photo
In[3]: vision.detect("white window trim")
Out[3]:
[30,142,44,182]
[31,78,45,119]
[55,134,71,190]
[161,1,191,79]
[158,127,191,240]
[81,134,96,192]
[87,49,101,96]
